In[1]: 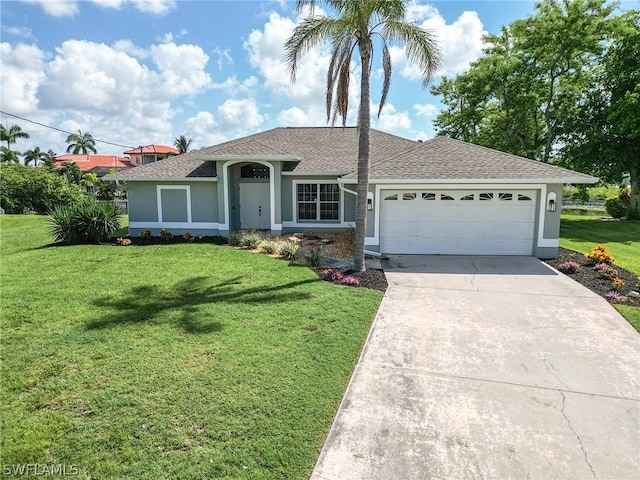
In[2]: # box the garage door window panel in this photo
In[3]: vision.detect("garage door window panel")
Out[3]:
[297,183,339,221]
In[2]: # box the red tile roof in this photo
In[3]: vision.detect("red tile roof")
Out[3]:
[123,144,179,155]
[55,154,133,172]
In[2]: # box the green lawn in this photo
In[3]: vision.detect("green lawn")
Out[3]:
[0,215,383,479]
[560,214,640,330]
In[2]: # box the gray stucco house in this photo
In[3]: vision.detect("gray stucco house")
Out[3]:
[106,127,597,258]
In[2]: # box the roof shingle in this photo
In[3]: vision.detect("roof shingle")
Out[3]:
[107,127,596,183]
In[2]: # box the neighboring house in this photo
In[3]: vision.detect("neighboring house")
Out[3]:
[55,154,134,177]
[106,127,597,258]
[123,145,180,166]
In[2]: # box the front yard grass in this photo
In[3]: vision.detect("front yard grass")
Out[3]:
[560,214,640,330]
[0,215,383,479]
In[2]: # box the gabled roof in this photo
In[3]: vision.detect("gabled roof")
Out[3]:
[107,127,597,184]
[343,136,598,183]
[55,154,133,172]
[123,144,179,155]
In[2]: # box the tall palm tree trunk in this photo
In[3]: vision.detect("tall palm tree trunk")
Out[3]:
[354,41,372,272]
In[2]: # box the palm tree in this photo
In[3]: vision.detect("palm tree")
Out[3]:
[43,149,57,170]
[23,146,47,166]
[1,124,30,151]
[285,0,440,270]
[58,162,82,185]
[0,146,21,163]
[66,130,97,154]
[81,172,101,196]
[174,135,193,154]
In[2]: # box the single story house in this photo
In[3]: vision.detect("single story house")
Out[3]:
[106,127,597,258]
[123,144,180,166]
[55,154,133,177]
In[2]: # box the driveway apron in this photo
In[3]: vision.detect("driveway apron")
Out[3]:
[311,256,640,480]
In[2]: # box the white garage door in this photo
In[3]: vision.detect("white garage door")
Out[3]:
[380,189,536,255]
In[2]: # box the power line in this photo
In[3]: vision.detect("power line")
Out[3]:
[0,110,136,149]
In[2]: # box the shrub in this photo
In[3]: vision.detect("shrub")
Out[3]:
[321,269,343,282]
[594,263,609,271]
[260,240,278,254]
[341,276,360,287]
[596,265,618,280]
[159,229,173,240]
[558,261,580,274]
[605,291,623,302]
[49,197,121,244]
[228,231,242,246]
[304,249,322,267]
[139,228,152,239]
[612,278,625,290]
[182,231,195,242]
[1,163,84,214]
[241,232,263,249]
[278,240,299,260]
[585,244,614,264]
[116,237,132,246]
[605,196,626,219]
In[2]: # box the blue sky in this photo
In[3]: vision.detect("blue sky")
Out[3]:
[0,0,634,157]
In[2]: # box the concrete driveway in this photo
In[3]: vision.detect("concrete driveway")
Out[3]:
[311,256,639,480]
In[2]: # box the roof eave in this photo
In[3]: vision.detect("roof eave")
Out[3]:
[194,154,301,162]
[103,176,217,182]
[341,176,599,184]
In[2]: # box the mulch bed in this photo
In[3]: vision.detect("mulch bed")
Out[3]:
[313,267,389,292]
[545,247,639,306]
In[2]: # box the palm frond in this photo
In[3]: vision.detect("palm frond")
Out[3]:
[383,20,441,87]
[326,35,356,122]
[285,17,342,82]
[378,35,392,117]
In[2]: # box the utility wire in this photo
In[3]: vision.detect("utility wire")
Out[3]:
[0,110,136,149]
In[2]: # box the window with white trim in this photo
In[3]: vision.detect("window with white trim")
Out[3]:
[297,183,339,221]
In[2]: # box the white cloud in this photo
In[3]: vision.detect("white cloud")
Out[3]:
[217,98,263,131]
[374,103,412,132]
[414,130,430,141]
[25,0,175,16]
[24,0,79,17]
[1,37,213,155]
[406,2,439,22]
[390,6,486,78]
[0,42,46,113]
[211,75,258,96]
[112,39,148,58]
[130,0,175,14]
[212,47,233,70]
[150,42,212,97]
[1,25,35,40]
[184,111,228,148]
[244,12,331,108]
[413,103,439,118]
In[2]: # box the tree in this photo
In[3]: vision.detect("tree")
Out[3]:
[43,150,57,170]
[285,0,440,270]
[58,162,82,185]
[0,124,30,152]
[174,135,193,154]
[23,146,47,166]
[81,172,101,196]
[65,130,97,154]
[0,146,21,163]
[560,11,640,219]
[431,0,615,162]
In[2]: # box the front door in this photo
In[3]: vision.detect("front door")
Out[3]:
[239,183,270,229]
